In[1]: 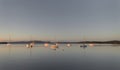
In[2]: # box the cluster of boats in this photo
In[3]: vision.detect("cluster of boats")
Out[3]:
[6,35,92,50]
[24,42,73,50]
[6,41,96,49]
[24,42,90,50]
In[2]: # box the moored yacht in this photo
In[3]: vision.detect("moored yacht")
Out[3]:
[26,42,34,48]
[50,43,59,50]
[67,43,71,47]
[80,44,87,48]
[44,43,49,47]
[7,35,12,46]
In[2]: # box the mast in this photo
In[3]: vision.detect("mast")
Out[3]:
[7,34,12,46]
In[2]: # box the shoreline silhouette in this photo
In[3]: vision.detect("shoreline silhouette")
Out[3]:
[0,40,120,44]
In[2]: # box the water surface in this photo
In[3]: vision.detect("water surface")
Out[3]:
[0,44,120,70]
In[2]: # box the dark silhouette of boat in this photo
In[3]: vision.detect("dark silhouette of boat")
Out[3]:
[80,44,87,48]
[26,42,34,48]
[80,36,87,48]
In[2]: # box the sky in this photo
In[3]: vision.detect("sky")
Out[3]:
[0,0,120,41]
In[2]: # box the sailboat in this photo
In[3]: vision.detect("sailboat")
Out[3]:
[80,44,87,48]
[80,36,87,48]
[50,44,58,50]
[26,41,35,48]
[44,43,49,47]
[7,42,11,46]
[50,36,59,50]
[7,35,12,46]
[50,42,58,49]
[66,43,71,47]
[26,42,34,48]
[26,36,35,48]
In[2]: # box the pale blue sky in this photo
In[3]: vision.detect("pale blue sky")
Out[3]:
[0,0,120,41]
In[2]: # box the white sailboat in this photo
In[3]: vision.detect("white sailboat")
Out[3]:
[7,35,12,46]
[50,36,59,50]
[44,43,49,47]
[50,44,58,50]
[50,42,59,50]
[26,42,34,48]
[26,36,35,48]
[67,43,71,47]
[80,36,87,48]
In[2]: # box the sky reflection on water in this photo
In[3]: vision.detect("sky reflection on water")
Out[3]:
[0,44,120,70]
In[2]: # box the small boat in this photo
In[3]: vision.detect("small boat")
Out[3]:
[55,43,59,46]
[30,42,34,47]
[26,42,34,48]
[44,43,49,47]
[67,44,71,47]
[80,36,87,48]
[51,44,58,48]
[26,44,29,48]
[50,45,58,50]
[80,44,87,48]
[7,43,11,46]
[26,36,35,48]
[7,35,12,46]
[50,43,59,50]
[89,44,94,47]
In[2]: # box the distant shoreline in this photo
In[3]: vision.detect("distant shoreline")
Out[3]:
[0,40,120,44]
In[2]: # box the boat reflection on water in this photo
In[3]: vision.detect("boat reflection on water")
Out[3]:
[111,44,120,47]
[0,44,120,70]
[7,45,12,56]
[25,44,33,56]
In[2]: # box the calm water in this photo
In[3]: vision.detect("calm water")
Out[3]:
[0,44,120,70]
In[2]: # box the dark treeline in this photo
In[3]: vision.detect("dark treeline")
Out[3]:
[0,42,7,44]
[79,40,120,44]
[0,40,120,44]
[57,40,120,44]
